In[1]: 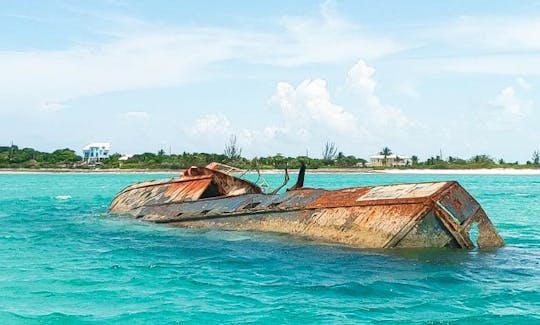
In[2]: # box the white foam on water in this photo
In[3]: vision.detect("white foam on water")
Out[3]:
[55,195,72,200]
[204,230,252,242]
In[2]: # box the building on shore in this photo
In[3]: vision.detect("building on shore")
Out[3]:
[369,154,411,167]
[83,143,110,164]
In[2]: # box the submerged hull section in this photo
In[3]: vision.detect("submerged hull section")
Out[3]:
[110,175,504,249]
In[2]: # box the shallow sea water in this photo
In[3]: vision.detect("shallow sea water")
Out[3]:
[0,172,539,324]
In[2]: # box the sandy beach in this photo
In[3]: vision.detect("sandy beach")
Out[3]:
[1,167,540,175]
[376,168,540,175]
[0,168,179,175]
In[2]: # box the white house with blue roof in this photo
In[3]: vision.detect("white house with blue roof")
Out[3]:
[83,142,110,163]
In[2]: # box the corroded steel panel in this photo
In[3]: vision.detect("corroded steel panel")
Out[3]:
[278,189,326,209]
[110,177,213,213]
[396,211,456,248]
[436,183,480,223]
[307,188,370,208]
[162,178,213,202]
[357,182,449,201]
[298,204,429,247]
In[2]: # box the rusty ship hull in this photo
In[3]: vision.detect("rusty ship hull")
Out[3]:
[109,164,504,249]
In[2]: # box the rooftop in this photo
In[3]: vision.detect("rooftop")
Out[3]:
[370,154,410,159]
[83,142,110,150]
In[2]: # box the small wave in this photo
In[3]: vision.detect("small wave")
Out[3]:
[55,195,72,200]
[0,311,91,323]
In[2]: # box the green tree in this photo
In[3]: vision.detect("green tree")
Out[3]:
[102,153,121,168]
[532,150,540,165]
[469,154,495,166]
[411,155,419,166]
[335,152,360,168]
[50,149,81,164]
[357,158,367,168]
[379,147,392,167]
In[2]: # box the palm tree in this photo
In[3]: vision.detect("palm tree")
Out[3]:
[411,155,419,166]
[395,155,403,166]
[379,147,392,167]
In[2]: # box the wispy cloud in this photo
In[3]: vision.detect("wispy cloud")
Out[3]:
[440,15,540,51]
[123,111,151,120]
[0,6,404,112]
[268,3,402,66]
[40,101,69,112]
[415,15,540,75]
[427,54,540,75]
[516,77,532,90]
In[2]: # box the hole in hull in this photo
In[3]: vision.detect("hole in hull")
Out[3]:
[469,223,479,247]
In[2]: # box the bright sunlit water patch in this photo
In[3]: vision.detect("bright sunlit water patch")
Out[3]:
[0,172,539,324]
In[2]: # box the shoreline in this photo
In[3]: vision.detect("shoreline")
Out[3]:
[0,168,179,174]
[1,167,540,175]
[374,168,540,175]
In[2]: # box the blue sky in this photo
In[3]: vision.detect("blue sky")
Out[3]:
[1,0,540,162]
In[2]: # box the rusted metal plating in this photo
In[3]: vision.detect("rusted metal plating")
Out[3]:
[109,164,504,249]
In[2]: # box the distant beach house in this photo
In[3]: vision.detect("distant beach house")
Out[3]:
[83,142,110,164]
[369,154,411,167]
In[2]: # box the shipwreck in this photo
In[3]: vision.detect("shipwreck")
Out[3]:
[109,162,504,249]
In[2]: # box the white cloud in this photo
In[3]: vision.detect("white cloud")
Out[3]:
[417,16,540,75]
[238,126,297,145]
[124,111,150,120]
[40,101,68,112]
[347,60,376,97]
[189,114,232,137]
[516,77,532,90]
[206,60,417,156]
[270,3,402,66]
[471,82,535,135]
[0,34,216,110]
[347,60,410,128]
[430,55,540,75]
[271,78,357,133]
[441,16,540,51]
[396,82,420,99]
[490,86,531,117]
[187,74,364,155]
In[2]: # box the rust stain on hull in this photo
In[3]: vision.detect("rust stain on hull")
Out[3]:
[109,163,504,249]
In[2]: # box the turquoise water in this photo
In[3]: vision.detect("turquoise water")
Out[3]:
[1,172,539,324]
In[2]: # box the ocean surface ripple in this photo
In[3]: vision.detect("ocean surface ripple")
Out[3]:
[0,172,539,324]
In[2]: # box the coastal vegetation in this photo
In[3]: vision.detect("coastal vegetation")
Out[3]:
[1,144,539,170]
[0,145,81,168]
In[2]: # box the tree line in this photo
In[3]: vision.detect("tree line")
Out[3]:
[1,142,539,170]
[0,145,80,168]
